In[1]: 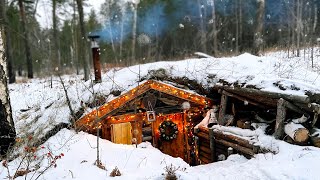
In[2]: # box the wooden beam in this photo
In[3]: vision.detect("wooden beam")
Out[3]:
[218,94,228,125]
[221,90,268,109]
[274,98,287,139]
[209,128,216,162]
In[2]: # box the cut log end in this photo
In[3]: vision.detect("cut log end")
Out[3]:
[293,128,309,143]
[285,122,309,143]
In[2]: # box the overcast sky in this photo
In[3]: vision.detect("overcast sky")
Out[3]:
[36,0,105,29]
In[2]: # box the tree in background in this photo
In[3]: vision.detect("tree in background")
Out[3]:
[76,0,89,81]
[18,0,33,78]
[253,0,265,55]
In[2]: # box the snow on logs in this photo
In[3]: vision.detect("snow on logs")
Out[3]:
[284,122,309,143]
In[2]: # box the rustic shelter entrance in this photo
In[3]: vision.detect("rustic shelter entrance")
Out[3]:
[76,80,213,163]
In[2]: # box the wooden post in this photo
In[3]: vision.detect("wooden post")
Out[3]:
[218,94,228,125]
[209,128,215,162]
[312,113,319,127]
[227,147,233,157]
[274,98,287,139]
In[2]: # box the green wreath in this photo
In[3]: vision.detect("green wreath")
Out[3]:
[159,121,178,141]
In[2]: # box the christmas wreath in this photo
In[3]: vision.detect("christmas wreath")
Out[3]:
[159,121,178,141]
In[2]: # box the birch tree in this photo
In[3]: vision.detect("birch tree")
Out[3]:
[0,28,16,156]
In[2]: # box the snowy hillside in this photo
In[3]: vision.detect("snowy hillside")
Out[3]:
[2,52,320,179]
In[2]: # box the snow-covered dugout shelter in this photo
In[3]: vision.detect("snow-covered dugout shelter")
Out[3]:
[76,80,213,164]
[75,54,320,165]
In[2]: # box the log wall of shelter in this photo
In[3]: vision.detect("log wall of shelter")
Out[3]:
[195,127,260,164]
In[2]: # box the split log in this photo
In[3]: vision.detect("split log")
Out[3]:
[274,98,287,139]
[214,138,256,156]
[284,122,309,143]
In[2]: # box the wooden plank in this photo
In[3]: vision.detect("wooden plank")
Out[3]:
[274,98,287,139]
[111,122,132,144]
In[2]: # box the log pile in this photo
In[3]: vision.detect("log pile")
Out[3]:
[195,127,260,164]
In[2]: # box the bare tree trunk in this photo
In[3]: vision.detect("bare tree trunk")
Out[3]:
[76,0,89,81]
[18,0,33,78]
[52,0,60,72]
[198,0,207,53]
[72,1,79,75]
[253,0,265,56]
[131,3,138,63]
[296,0,302,57]
[211,0,218,56]
[0,0,15,83]
[0,28,16,156]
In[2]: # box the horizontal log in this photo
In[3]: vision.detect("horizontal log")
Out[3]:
[199,151,212,160]
[197,132,210,140]
[142,127,152,133]
[217,86,310,104]
[200,143,210,150]
[142,136,153,141]
[215,138,256,156]
[199,145,212,154]
[284,122,309,143]
[198,126,209,134]
[199,155,210,164]
[212,130,258,151]
[283,99,306,115]
[222,90,267,108]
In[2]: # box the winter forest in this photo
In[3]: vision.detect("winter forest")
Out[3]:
[0,0,319,80]
[1,0,320,179]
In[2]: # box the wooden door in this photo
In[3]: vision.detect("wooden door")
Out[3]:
[155,113,187,161]
[111,122,132,144]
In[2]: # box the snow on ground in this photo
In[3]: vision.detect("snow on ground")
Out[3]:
[3,51,320,179]
[0,129,188,180]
